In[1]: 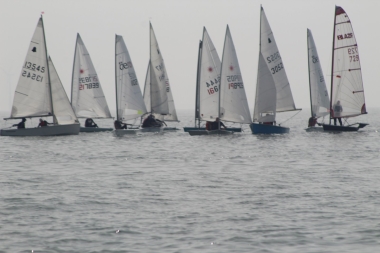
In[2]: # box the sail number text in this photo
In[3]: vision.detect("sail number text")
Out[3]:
[227,75,243,89]
[267,52,281,63]
[348,47,359,62]
[22,71,44,82]
[206,78,219,95]
[271,63,284,74]
[22,61,45,82]
[24,61,45,73]
[337,33,353,40]
[119,61,133,70]
[79,76,99,90]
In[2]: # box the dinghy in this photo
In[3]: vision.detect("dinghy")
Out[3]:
[71,33,113,132]
[322,6,368,132]
[305,29,330,132]
[143,23,179,131]
[183,28,241,133]
[188,26,252,136]
[1,16,79,136]
[114,35,157,135]
[251,6,301,134]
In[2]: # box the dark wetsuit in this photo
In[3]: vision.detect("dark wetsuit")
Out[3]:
[114,120,127,129]
[15,121,25,129]
[210,121,226,130]
[85,118,98,128]
[38,120,48,127]
[142,116,161,128]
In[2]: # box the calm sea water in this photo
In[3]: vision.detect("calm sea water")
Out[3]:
[1,109,380,253]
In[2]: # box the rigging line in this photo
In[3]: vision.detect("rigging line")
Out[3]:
[278,109,302,126]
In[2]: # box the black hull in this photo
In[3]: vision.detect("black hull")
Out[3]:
[322,123,368,132]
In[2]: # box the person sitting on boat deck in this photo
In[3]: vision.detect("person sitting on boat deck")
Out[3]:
[263,113,275,125]
[308,114,318,127]
[38,118,53,127]
[209,117,226,130]
[333,100,343,126]
[142,114,162,128]
[114,120,127,129]
[85,118,98,128]
[12,118,26,129]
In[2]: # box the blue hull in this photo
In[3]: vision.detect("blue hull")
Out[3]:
[250,123,289,134]
[183,127,241,132]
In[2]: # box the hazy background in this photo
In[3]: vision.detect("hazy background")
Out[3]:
[0,0,378,115]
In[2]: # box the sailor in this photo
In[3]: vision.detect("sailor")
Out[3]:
[85,118,98,128]
[114,120,127,129]
[13,118,26,129]
[308,114,318,127]
[142,114,162,128]
[333,100,343,126]
[209,117,226,130]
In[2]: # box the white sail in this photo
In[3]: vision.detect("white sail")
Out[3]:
[307,29,330,118]
[10,17,52,118]
[198,27,221,121]
[49,57,78,125]
[115,35,147,121]
[219,26,252,124]
[71,34,111,119]
[259,7,296,113]
[143,62,151,113]
[330,6,366,118]
[253,53,277,123]
[148,23,169,115]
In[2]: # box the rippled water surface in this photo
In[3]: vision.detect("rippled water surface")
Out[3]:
[1,109,380,252]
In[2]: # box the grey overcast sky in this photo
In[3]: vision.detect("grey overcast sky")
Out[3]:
[0,0,379,115]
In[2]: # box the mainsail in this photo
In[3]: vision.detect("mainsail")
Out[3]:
[198,27,221,121]
[71,34,111,119]
[115,35,147,122]
[219,26,252,124]
[307,29,329,118]
[143,23,178,121]
[330,6,366,118]
[253,7,297,123]
[10,17,51,119]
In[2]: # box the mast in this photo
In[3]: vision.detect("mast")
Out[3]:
[307,29,312,118]
[70,33,79,106]
[115,34,119,121]
[195,40,202,128]
[329,6,337,125]
[219,26,230,130]
[41,15,55,124]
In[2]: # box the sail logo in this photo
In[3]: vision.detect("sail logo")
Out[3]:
[119,61,133,70]
[312,56,319,63]
[337,33,353,40]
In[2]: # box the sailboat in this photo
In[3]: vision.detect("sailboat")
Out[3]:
[71,33,113,132]
[188,25,252,136]
[251,6,301,134]
[114,34,157,135]
[143,23,179,130]
[306,29,330,131]
[1,16,79,136]
[322,6,368,131]
[183,27,242,133]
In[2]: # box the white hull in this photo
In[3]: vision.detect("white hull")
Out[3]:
[0,124,80,136]
[114,127,163,136]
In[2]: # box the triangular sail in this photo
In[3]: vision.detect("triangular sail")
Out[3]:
[330,6,366,118]
[71,34,111,119]
[198,27,221,121]
[143,62,151,113]
[10,17,52,119]
[259,7,296,113]
[307,29,330,118]
[115,35,147,121]
[147,23,170,116]
[219,26,252,124]
[49,57,78,125]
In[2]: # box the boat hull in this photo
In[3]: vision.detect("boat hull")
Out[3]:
[322,123,368,132]
[305,126,324,132]
[183,127,241,132]
[250,123,289,134]
[163,127,179,131]
[0,124,80,136]
[188,129,234,136]
[80,127,113,132]
[114,127,163,136]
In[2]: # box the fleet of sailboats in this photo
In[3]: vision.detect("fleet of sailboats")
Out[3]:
[322,6,368,132]
[1,7,370,137]
[1,16,80,136]
[71,33,113,132]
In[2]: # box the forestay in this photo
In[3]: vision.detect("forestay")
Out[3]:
[71,34,111,119]
[330,6,366,118]
[259,7,296,113]
[148,23,169,116]
[115,35,147,121]
[49,57,78,125]
[307,29,330,118]
[219,26,251,124]
[198,27,221,121]
[10,17,51,119]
